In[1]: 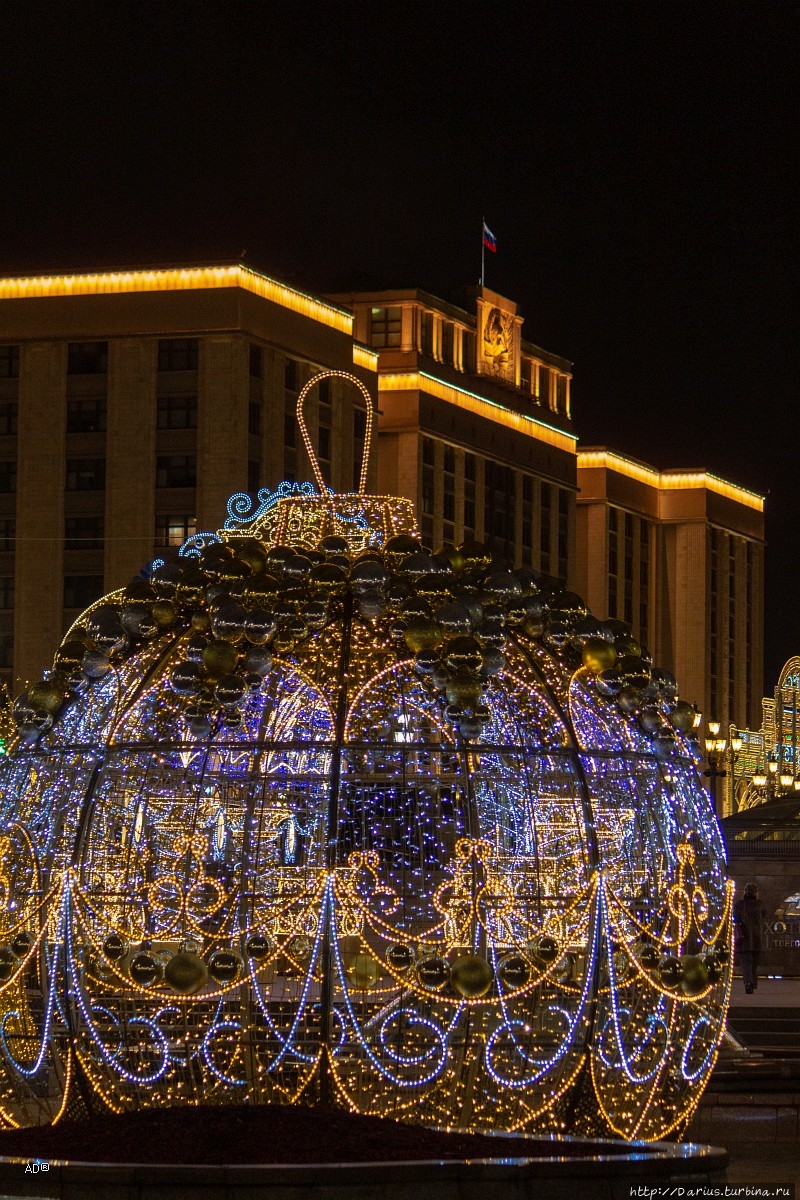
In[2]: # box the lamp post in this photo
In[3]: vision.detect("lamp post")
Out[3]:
[751,756,794,804]
[726,732,743,816]
[703,719,728,818]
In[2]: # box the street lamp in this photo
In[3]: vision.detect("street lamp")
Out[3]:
[726,733,744,816]
[703,719,728,817]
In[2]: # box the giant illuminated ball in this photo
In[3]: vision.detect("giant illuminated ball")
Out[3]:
[0,374,732,1140]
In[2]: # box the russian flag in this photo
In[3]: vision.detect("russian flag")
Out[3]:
[482,222,497,253]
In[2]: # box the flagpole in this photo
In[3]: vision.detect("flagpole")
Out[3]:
[481,217,485,287]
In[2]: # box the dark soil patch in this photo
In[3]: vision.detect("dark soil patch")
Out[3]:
[0,1104,624,1165]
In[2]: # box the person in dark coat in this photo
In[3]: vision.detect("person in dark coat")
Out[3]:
[734,882,766,994]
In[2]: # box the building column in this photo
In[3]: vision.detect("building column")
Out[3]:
[673,522,708,717]
[400,305,415,352]
[432,315,443,363]
[105,339,157,591]
[197,336,249,530]
[14,343,67,689]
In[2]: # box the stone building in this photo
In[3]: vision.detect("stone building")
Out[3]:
[0,263,764,733]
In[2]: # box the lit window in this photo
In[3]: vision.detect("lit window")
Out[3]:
[155,515,196,547]
[369,306,401,348]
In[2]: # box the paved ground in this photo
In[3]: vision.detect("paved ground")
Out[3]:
[702,977,800,1186]
[728,974,800,1008]
[726,1142,800,1187]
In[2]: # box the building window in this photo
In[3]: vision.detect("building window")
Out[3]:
[520,358,532,393]
[66,459,105,490]
[158,338,198,372]
[461,329,475,371]
[67,397,107,433]
[68,342,108,375]
[556,375,567,412]
[317,424,331,464]
[537,366,550,406]
[441,322,454,364]
[353,408,367,491]
[0,404,17,436]
[248,460,260,493]
[0,577,13,609]
[65,515,104,550]
[284,357,298,392]
[0,463,15,494]
[157,394,197,429]
[0,518,15,551]
[421,312,434,356]
[249,343,262,379]
[156,455,196,488]
[0,633,11,669]
[369,306,401,349]
[155,515,195,547]
[484,460,516,563]
[443,444,455,525]
[540,482,551,570]
[248,402,262,437]
[422,436,434,516]
[284,397,297,449]
[0,346,19,380]
[64,575,103,609]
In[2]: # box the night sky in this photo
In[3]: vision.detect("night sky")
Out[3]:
[1,2,796,686]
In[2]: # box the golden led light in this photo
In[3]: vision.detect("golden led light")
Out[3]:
[578,450,764,512]
[0,264,353,334]
[379,371,577,453]
[0,379,731,1143]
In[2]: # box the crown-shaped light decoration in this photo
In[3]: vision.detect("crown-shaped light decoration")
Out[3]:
[0,372,731,1140]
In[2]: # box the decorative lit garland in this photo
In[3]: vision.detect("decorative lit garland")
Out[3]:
[0,376,731,1139]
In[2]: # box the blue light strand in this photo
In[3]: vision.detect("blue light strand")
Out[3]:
[0,895,64,1078]
[484,882,599,1090]
[599,880,671,1085]
[66,884,170,1084]
[329,882,450,1087]
[201,1020,248,1086]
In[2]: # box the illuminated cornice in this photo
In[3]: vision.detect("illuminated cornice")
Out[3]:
[578,450,764,512]
[352,344,379,370]
[0,265,353,335]
[378,370,576,453]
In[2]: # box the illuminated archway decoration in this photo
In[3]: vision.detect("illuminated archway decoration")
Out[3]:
[0,374,731,1138]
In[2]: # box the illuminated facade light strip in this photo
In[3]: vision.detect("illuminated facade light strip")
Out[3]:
[0,265,353,335]
[379,371,577,454]
[352,344,379,370]
[577,450,764,512]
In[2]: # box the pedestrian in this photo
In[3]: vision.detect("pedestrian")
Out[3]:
[734,882,766,994]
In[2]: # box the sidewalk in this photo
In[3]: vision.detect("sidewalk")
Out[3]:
[728,975,800,1008]
[693,977,800,1187]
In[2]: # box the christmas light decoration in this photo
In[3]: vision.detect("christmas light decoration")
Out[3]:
[0,373,731,1139]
